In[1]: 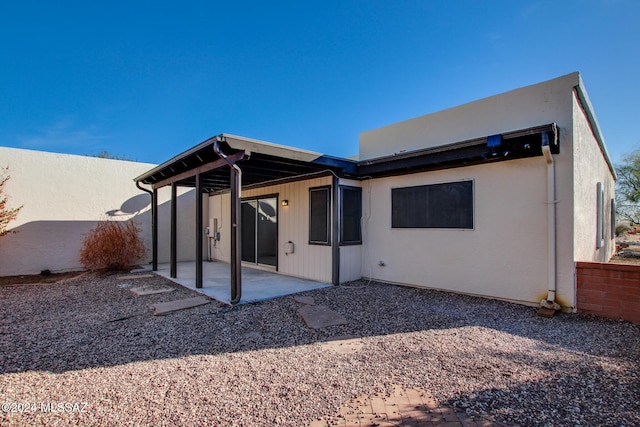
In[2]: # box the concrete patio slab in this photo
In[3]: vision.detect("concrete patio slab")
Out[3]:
[151,296,211,315]
[297,305,347,329]
[154,261,331,305]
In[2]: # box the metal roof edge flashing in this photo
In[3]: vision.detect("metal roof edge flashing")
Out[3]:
[358,123,557,167]
[573,82,617,180]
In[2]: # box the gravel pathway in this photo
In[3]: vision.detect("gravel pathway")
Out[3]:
[0,273,638,426]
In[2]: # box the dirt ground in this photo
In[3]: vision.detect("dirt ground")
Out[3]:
[613,231,640,265]
[0,271,87,286]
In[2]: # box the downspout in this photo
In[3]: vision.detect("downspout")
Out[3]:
[214,136,243,304]
[332,174,340,285]
[136,181,158,271]
[540,132,561,311]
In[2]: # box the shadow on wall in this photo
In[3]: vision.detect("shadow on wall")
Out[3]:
[0,190,197,276]
[105,193,151,217]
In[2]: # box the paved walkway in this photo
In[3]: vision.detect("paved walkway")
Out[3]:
[309,385,518,427]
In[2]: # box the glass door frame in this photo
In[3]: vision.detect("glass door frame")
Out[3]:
[240,194,279,270]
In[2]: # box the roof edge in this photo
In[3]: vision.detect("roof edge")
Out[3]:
[133,135,218,183]
[573,76,617,179]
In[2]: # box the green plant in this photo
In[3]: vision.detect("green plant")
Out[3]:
[80,220,147,271]
[616,148,640,224]
[0,167,22,238]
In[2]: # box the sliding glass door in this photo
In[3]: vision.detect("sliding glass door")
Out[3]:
[241,197,277,267]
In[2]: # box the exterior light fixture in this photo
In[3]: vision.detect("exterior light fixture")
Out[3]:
[281,200,289,206]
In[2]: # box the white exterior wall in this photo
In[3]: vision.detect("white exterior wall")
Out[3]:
[359,73,582,308]
[0,147,195,276]
[360,73,581,161]
[572,90,616,262]
[363,160,553,306]
[208,176,334,283]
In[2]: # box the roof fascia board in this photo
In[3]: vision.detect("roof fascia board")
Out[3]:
[222,133,323,163]
[573,80,617,179]
[151,151,246,189]
[359,124,556,166]
[134,135,220,183]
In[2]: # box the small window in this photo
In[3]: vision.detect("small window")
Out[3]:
[611,198,616,239]
[309,186,331,245]
[340,186,362,245]
[596,182,604,248]
[392,180,473,229]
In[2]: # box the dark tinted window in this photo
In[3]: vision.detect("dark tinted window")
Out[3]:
[309,186,331,244]
[392,181,473,229]
[340,186,362,244]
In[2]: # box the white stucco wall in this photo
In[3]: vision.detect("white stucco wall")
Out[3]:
[363,159,556,306]
[0,147,194,275]
[572,90,616,262]
[154,186,200,265]
[359,73,584,308]
[359,72,581,161]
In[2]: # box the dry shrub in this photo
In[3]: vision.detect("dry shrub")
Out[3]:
[80,220,146,271]
[0,167,22,238]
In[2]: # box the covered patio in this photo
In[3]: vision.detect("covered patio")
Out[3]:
[134,133,356,304]
[154,261,331,305]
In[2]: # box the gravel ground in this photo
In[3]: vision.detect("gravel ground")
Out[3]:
[0,273,638,427]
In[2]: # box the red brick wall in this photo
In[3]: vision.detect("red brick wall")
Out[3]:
[576,262,640,324]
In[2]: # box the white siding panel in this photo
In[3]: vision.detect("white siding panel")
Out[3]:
[207,176,333,283]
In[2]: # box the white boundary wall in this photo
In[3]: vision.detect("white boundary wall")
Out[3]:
[0,147,195,276]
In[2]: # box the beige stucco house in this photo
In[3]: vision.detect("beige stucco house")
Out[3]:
[133,72,616,310]
[1,72,615,311]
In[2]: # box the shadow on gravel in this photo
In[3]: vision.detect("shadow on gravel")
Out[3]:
[0,274,638,377]
[441,363,640,426]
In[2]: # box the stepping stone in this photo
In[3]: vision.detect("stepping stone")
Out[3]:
[130,268,152,274]
[293,295,315,305]
[297,305,347,329]
[320,336,363,354]
[118,274,155,280]
[130,285,175,296]
[537,307,557,318]
[151,296,211,315]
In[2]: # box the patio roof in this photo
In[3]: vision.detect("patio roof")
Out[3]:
[134,133,357,193]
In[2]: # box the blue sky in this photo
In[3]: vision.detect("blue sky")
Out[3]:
[1,1,638,165]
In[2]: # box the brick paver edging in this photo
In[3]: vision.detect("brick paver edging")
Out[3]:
[309,385,519,427]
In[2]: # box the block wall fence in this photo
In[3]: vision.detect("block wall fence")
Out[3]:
[576,262,640,324]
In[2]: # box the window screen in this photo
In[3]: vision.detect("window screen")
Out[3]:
[611,198,616,238]
[340,186,362,244]
[596,182,604,248]
[392,180,473,229]
[309,186,331,245]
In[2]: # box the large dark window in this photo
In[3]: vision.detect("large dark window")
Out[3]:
[309,186,331,245]
[340,186,362,245]
[392,180,473,229]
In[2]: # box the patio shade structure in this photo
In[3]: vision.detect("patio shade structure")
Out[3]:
[134,134,357,303]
